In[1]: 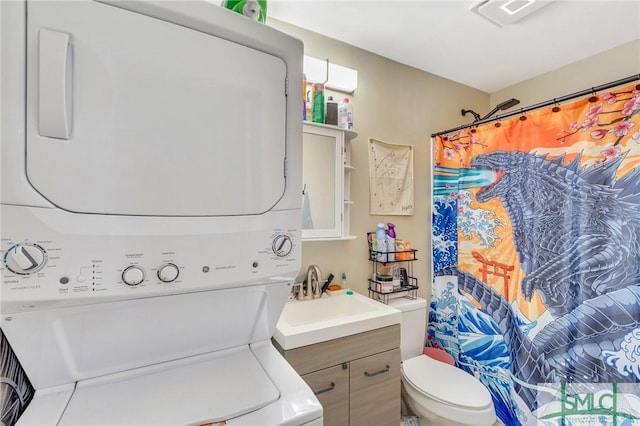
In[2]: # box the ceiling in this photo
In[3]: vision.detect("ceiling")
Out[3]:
[268,0,640,93]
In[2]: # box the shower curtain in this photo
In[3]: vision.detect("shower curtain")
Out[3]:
[431,83,640,425]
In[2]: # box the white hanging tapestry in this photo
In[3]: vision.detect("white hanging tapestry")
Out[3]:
[368,138,414,215]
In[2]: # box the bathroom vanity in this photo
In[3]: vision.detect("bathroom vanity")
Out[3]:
[273,325,401,426]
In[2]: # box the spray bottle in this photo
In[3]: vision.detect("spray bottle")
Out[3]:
[387,223,396,262]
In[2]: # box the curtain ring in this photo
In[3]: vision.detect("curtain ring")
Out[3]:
[552,99,561,112]
[519,109,527,121]
[588,88,598,103]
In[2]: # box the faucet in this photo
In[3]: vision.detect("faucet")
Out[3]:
[306,264,323,299]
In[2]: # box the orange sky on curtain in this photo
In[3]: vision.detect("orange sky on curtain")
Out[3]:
[435,83,640,320]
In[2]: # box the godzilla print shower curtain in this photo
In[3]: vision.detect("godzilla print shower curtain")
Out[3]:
[431,82,640,425]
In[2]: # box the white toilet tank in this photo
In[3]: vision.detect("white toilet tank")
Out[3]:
[388,297,428,361]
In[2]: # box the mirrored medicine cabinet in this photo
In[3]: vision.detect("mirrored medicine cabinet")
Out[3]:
[302,122,357,241]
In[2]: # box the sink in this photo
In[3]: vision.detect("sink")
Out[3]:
[273,291,401,350]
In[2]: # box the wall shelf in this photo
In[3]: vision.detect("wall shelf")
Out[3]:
[367,234,419,304]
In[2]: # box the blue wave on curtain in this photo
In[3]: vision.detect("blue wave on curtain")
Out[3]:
[431,83,640,425]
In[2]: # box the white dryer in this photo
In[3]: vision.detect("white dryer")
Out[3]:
[0,1,321,424]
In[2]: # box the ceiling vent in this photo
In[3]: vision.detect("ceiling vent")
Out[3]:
[470,0,555,27]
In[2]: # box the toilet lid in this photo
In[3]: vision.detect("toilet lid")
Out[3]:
[402,355,492,410]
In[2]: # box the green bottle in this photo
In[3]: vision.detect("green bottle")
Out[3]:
[311,83,325,123]
[221,0,267,23]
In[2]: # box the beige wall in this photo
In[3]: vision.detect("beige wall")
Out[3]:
[268,18,639,304]
[491,40,640,108]
[268,18,488,301]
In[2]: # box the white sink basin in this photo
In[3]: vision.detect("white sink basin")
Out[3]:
[273,291,401,350]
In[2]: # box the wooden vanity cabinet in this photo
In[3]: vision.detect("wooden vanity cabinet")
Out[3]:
[273,325,401,426]
[302,363,350,425]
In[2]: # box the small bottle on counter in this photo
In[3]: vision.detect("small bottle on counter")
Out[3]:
[341,272,347,289]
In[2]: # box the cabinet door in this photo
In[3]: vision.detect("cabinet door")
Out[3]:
[349,348,401,426]
[302,364,349,426]
[302,123,344,240]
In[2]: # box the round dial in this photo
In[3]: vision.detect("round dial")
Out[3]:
[122,265,145,286]
[4,243,47,274]
[157,263,179,283]
[272,234,293,257]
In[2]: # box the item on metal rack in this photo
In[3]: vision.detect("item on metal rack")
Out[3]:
[375,223,387,262]
[386,223,396,262]
[395,240,412,260]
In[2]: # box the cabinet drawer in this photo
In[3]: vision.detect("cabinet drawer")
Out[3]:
[302,364,349,426]
[278,325,400,375]
[350,348,401,426]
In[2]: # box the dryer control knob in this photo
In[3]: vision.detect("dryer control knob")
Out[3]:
[122,265,145,286]
[157,263,179,283]
[4,243,47,274]
[272,234,293,257]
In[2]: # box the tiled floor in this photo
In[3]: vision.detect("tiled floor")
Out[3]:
[401,416,504,425]
[401,416,425,426]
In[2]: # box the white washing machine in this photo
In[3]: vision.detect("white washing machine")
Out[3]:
[0,1,322,424]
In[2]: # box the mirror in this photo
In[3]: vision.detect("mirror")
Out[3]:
[302,124,343,240]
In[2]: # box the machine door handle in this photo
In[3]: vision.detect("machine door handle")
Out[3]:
[364,365,390,377]
[314,382,336,395]
[39,28,73,139]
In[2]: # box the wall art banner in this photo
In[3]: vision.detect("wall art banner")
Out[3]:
[368,138,414,215]
[430,82,640,425]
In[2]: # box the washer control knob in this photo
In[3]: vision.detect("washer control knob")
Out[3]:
[157,263,179,283]
[4,244,47,274]
[122,265,145,286]
[272,234,293,257]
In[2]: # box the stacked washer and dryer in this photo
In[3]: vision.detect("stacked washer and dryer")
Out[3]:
[1,1,322,424]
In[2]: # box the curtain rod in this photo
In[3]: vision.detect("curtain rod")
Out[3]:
[431,74,640,138]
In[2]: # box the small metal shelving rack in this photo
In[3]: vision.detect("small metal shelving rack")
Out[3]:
[367,233,418,304]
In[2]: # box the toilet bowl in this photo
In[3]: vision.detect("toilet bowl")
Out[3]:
[388,297,496,426]
[401,354,495,425]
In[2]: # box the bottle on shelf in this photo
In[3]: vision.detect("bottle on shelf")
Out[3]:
[387,223,396,262]
[325,96,338,125]
[375,223,387,262]
[338,97,353,130]
[302,74,308,121]
[311,83,325,124]
[306,91,313,122]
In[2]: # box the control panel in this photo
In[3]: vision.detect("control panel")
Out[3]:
[1,206,300,313]
[3,243,48,274]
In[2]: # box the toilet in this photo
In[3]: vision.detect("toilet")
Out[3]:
[388,297,496,426]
